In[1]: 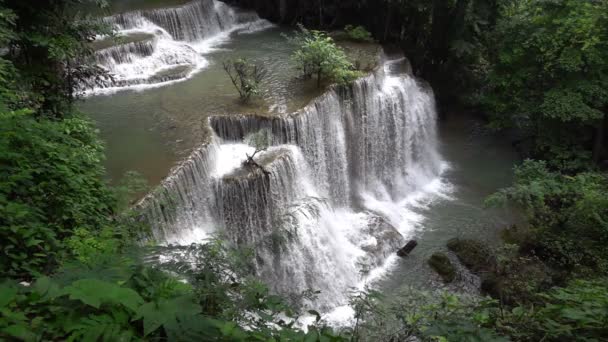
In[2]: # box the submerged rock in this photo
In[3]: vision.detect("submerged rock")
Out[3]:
[397,240,418,257]
[428,252,456,283]
[447,238,495,274]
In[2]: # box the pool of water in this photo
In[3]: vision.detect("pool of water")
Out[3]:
[373,113,520,296]
[80,24,379,184]
[80,27,321,184]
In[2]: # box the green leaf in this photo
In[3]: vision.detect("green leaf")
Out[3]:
[0,283,17,307]
[63,279,143,311]
[3,324,36,340]
[135,295,201,336]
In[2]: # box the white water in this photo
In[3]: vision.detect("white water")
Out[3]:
[138,57,453,316]
[86,0,273,94]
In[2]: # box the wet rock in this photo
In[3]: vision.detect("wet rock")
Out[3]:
[428,252,456,283]
[446,238,495,274]
[359,215,405,267]
[396,240,418,257]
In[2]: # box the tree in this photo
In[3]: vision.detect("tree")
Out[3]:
[288,25,360,88]
[242,129,272,175]
[484,0,608,169]
[222,58,267,102]
[3,0,112,117]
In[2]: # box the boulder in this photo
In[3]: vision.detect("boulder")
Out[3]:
[357,214,405,270]
[396,240,418,257]
[446,238,495,274]
[428,252,456,283]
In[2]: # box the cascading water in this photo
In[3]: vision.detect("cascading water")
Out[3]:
[138,56,450,314]
[87,0,272,93]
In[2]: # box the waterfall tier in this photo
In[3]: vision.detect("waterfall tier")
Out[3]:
[87,0,272,93]
[137,57,447,311]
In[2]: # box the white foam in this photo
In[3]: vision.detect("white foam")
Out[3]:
[212,143,255,177]
[85,0,275,96]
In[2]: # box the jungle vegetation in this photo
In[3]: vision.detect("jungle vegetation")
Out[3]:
[1,0,607,341]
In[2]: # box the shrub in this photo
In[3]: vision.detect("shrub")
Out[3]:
[222,58,267,102]
[0,243,349,341]
[287,25,362,88]
[344,25,373,42]
[0,110,119,278]
[487,160,608,247]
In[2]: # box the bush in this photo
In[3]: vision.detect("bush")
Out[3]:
[351,287,506,341]
[344,25,373,42]
[494,279,608,341]
[0,110,121,279]
[0,243,349,342]
[487,160,608,260]
[287,25,362,88]
[222,58,267,102]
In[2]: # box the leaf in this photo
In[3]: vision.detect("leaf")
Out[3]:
[135,295,201,336]
[3,324,37,340]
[66,314,133,342]
[0,283,17,307]
[33,276,61,299]
[63,279,143,311]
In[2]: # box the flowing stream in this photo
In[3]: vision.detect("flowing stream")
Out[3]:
[83,0,518,322]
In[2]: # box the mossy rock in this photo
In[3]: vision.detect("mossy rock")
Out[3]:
[428,252,456,283]
[447,238,495,274]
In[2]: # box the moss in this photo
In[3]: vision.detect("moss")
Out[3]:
[447,238,495,274]
[428,253,456,283]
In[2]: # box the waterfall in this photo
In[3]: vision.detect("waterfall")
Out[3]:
[87,0,273,93]
[138,57,447,311]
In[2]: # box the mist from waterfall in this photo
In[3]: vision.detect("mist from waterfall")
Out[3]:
[88,0,272,93]
[138,57,452,319]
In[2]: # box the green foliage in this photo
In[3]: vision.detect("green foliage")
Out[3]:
[112,170,149,213]
[487,160,608,244]
[288,25,362,88]
[244,128,272,153]
[351,287,505,341]
[2,0,112,116]
[0,243,350,342]
[0,258,198,341]
[492,279,608,341]
[487,160,608,275]
[484,0,608,166]
[344,25,373,42]
[0,111,123,278]
[222,58,267,102]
